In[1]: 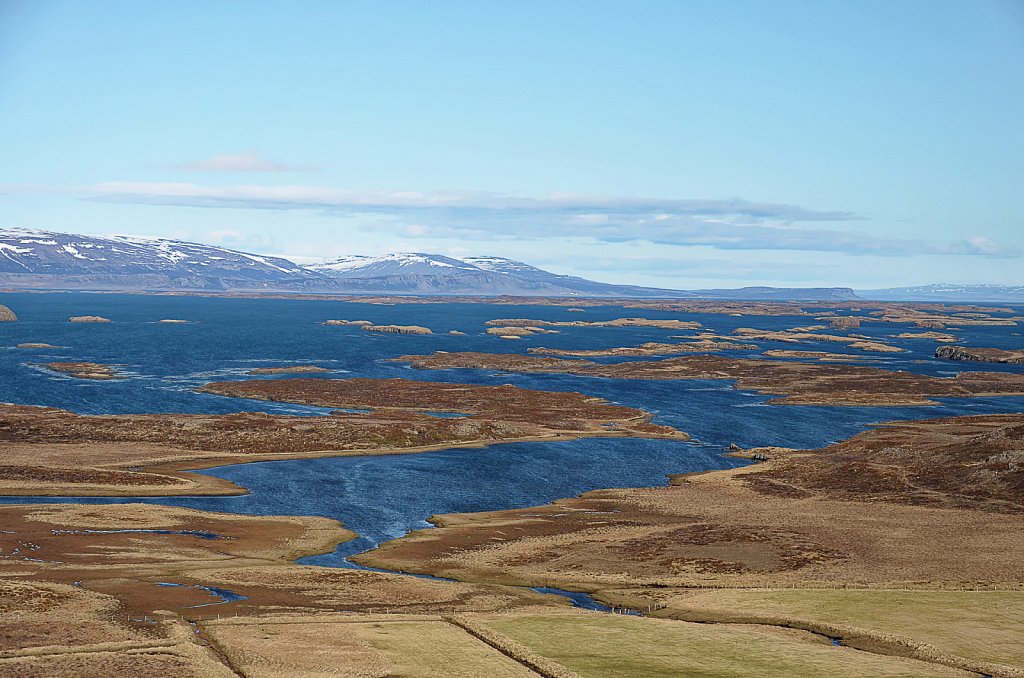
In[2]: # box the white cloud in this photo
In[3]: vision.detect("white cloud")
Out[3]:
[207,229,245,243]
[176,151,320,173]
[4,180,1018,259]
[403,224,430,236]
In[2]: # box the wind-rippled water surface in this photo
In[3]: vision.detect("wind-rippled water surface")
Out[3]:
[1,292,1022,562]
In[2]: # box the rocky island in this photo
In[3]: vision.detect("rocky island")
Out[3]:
[529,339,759,357]
[246,365,331,375]
[898,331,959,342]
[42,361,123,380]
[69,315,112,323]
[0,303,15,321]
[323,319,372,326]
[486,316,703,330]
[935,345,1024,364]
[362,324,433,335]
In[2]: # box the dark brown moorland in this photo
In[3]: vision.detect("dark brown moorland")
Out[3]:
[396,351,1024,405]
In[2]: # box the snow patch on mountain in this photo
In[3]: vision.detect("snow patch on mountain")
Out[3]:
[0,228,314,285]
[310,253,481,278]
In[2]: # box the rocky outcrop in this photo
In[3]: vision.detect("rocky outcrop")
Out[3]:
[324,319,372,326]
[0,304,15,322]
[936,345,1024,364]
[16,343,62,349]
[486,317,702,330]
[829,316,861,329]
[247,365,330,375]
[69,315,111,323]
[531,340,758,357]
[486,326,558,337]
[43,362,122,380]
[361,324,432,335]
[898,331,957,342]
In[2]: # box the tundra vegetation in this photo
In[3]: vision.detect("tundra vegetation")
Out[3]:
[2,299,1023,676]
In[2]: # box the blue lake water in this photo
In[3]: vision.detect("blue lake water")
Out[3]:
[1,292,1022,565]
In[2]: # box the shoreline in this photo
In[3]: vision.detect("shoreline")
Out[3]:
[353,412,1024,588]
[0,429,690,498]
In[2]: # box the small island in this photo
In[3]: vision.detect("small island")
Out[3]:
[0,303,16,322]
[246,365,331,375]
[69,315,112,323]
[486,326,558,337]
[898,331,958,342]
[361,324,433,335]
[42,361,123,380]
[761,349,874,361]
[324,319,372,326]
[486,316,703,330]
[529,339,757,357]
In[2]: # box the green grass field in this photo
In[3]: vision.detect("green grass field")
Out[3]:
[666,589,1024,669]
[479,613,974,678]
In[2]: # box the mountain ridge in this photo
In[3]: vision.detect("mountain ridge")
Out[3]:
[0,227,899,301]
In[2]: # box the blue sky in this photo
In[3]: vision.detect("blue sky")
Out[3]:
[1,0,1022,288]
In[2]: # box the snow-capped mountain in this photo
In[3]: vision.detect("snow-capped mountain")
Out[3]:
[859,284,1024,303]
[459,256,552,277]
[310,252,691,297]
[309,253,481,279]
[0,228,865,300]
[0,228,321,291]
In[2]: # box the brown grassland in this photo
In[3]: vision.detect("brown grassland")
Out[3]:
[2,341,1023,675]
[358,414,1024,677]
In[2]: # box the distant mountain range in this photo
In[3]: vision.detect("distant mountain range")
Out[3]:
[1,228,1016,302]
[0,228,317,291]
[307,252,693,297]
[857,284,1024,303]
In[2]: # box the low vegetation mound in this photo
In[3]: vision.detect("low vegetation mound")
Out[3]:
[745,414,1024,512]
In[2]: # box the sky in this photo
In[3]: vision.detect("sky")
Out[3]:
[1,0,1022,289]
